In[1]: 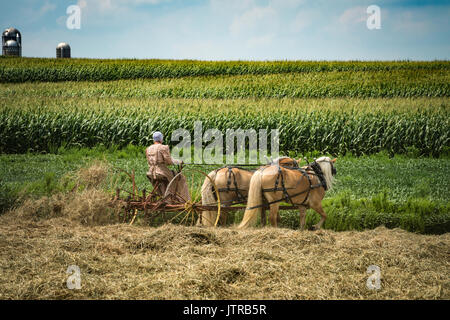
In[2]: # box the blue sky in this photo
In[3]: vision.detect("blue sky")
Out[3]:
[1,0,449,60]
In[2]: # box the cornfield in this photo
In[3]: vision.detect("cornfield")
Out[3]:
[0,99,448,156]
[1,68,448,99]
[0,59,448,155]
[1,57,448,83]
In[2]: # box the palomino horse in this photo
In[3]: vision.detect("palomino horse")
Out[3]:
[238,156,336,230]
[199,157,301,226]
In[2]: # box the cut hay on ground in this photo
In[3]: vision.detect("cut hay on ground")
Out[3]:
[11,189,121,226]
[76,161,110,189]
[10,162,121,226]
[0,214,448,299]
[1,161,448,300]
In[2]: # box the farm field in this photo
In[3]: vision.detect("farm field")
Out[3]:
[0,58,449,300]
[1,149,449,233]
[1,69,449,98]
[0,219,448,299]
[1,59,449,230]
[1,96,448,156]
[1,58,448,82]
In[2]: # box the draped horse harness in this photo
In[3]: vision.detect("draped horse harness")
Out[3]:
[247,159,337,210]
[211,165,253,205]
[211,158,303,206]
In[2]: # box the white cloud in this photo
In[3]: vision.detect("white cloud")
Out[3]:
[246,33,275,48]
[291,10,313,33]
[76,0,170,14]
[210,0,255,13]
[56,15,66,27]
[73,0,157,28]
[338,6,366,25]
[268,0,305,10]
[230,6,277,36]
[39,1,56,15]
[393,10,432,34]
[18,0,56,24]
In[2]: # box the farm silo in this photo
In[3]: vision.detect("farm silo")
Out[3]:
[56,42,71,58]
[2,27,22,57]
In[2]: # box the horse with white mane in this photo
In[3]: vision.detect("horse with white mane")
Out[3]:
[238,156,337,230]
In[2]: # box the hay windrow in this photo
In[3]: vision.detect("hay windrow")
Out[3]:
[7,189,121,226]
[76,161,110,189]
[4,162,121,226]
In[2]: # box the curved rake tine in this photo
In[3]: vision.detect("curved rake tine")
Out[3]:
[164,172,183,198]
[113,166,139,199]
[129,209,138,225]
[166,188,189,204]
[185,168,221,227]
[164,170,195,204]
[179,209,192,225]
[190,173,202,204]
[191,208,197,226]
[190,173,201,203]
[199,211,215,225]
[168,207,189,223]
[190,176,203,226]
[193,179,202,203]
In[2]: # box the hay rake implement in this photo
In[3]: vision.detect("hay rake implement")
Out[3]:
[111,167,223,226]
[111,165,300,227]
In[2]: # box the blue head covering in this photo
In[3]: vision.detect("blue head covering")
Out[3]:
[153,131,163,142]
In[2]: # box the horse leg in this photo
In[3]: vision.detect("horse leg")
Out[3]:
[299,205,307,231]
[310,203,327,230]
[269,203,280,227]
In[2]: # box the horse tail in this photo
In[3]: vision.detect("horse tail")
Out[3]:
[199,170,218,226]
[238,170,263,229]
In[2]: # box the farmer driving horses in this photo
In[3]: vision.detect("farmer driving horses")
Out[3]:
[146,131,190,203]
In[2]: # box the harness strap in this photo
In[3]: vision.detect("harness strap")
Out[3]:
[279,165,293,205]
[247,166,322,210]
[246,188,311,210]
[226,166,232,191]
[245,159,334,211]
[231,168,245,202]
[212,166,247,203]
